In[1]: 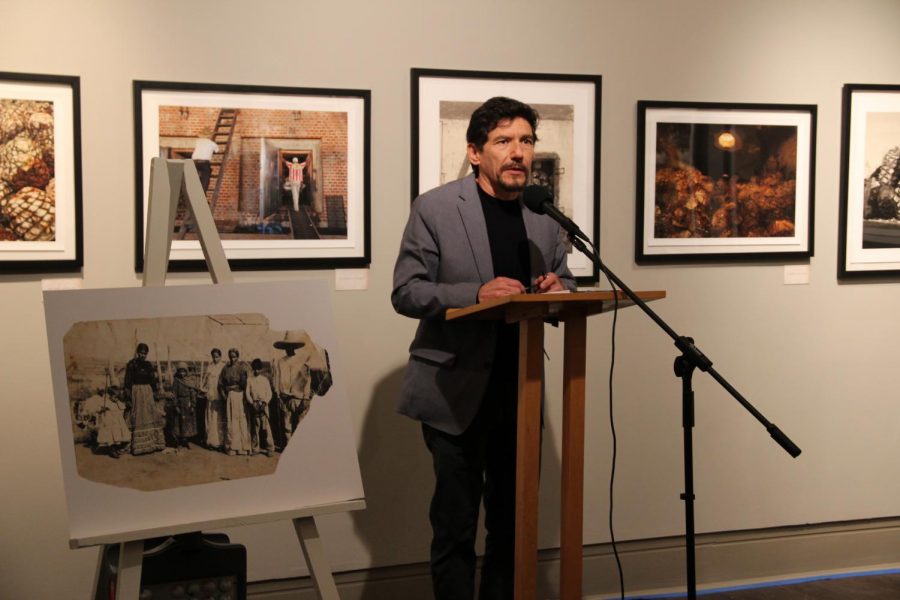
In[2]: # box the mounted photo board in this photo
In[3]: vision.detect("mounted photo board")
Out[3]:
[44,279,364,548]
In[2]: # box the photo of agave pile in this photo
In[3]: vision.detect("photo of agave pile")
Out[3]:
[0,99,55,242]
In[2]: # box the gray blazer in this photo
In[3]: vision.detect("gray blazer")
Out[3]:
[391,175,576,434]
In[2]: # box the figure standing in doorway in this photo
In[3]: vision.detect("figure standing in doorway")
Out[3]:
[283,156,308,212]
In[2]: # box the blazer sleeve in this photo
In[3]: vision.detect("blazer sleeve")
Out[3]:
[391,198,482,320]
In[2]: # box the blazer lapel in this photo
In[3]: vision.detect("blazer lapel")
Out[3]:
[456,176,493,283]
[521,200,541,241]
[521,199,552,278]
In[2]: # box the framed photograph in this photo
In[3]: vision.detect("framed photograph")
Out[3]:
[636,101,816,263]
[134,80,370,272]
[0,71,82,273]
[838,84,900,279]
[411,68,601,283]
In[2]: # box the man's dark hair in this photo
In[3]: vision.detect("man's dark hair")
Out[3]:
[466,97,539,175]
[466,96,539,150]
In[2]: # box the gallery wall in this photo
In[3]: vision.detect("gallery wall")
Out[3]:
[1,0,900,597]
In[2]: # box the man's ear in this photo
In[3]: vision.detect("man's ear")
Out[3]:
[466,143,481,168]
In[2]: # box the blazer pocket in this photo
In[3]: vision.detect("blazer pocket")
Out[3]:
[409,347,457,367]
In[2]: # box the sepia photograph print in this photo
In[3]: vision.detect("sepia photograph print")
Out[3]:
[0,71,82,273]
[636,101,816,264]
[45,280,363,546]
[134,80,370,272]
[411,68,601,283]
[62,315,332,491]
[839,84,900,278]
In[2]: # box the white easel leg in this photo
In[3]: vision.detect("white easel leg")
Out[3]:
[115,540,144,600]
[293,516,340,600]
[91,545,105,600]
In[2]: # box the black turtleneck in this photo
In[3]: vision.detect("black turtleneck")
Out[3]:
[477,184,530,289]
[477,183,531,372]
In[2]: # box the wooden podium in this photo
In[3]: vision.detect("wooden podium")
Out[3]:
[446,290,665,600]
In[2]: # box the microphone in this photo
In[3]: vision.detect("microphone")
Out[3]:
[522,185,590,242]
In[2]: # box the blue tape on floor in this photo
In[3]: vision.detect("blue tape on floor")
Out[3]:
[622,567,900,599]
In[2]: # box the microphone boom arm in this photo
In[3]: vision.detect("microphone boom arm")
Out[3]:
[568,233,800,458]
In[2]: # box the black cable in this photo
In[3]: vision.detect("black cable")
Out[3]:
[604,268,625,600]
[580,235,626,599]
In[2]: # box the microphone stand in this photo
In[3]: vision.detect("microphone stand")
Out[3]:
[566,233,801,600]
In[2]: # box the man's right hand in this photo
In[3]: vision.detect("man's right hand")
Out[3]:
[478,277,526,302]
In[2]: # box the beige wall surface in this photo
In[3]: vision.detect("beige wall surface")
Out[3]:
[1,0,899,597]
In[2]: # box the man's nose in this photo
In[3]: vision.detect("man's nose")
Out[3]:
[509,141,524,159]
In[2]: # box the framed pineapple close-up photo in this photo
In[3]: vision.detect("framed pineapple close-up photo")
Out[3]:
[0,71,82,273]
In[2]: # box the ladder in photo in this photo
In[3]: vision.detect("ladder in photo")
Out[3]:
[177,108,238,240]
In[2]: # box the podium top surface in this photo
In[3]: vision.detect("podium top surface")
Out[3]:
[445,290,665,323]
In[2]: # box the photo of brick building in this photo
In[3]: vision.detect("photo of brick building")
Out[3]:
[158,106,348,241]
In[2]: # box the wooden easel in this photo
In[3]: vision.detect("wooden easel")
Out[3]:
[110,158,351,600]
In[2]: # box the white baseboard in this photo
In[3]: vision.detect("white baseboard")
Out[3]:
[248,517,900,600]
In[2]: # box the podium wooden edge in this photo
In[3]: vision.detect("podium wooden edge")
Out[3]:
[445,289,666,322]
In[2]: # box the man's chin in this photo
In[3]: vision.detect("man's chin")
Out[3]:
[499,174,527,193]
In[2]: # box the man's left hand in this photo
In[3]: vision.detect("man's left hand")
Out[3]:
[532,272,565,293]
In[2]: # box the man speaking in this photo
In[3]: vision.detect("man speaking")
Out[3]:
[392,97,576,599]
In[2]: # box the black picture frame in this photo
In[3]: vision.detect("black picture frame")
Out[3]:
[411,68,602,284]
[838,83,900,279]
[0,71,83,273]
[636,100,816,264]
[133,80,370,272]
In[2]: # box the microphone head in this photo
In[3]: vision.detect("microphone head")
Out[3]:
[522,184,552,214]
